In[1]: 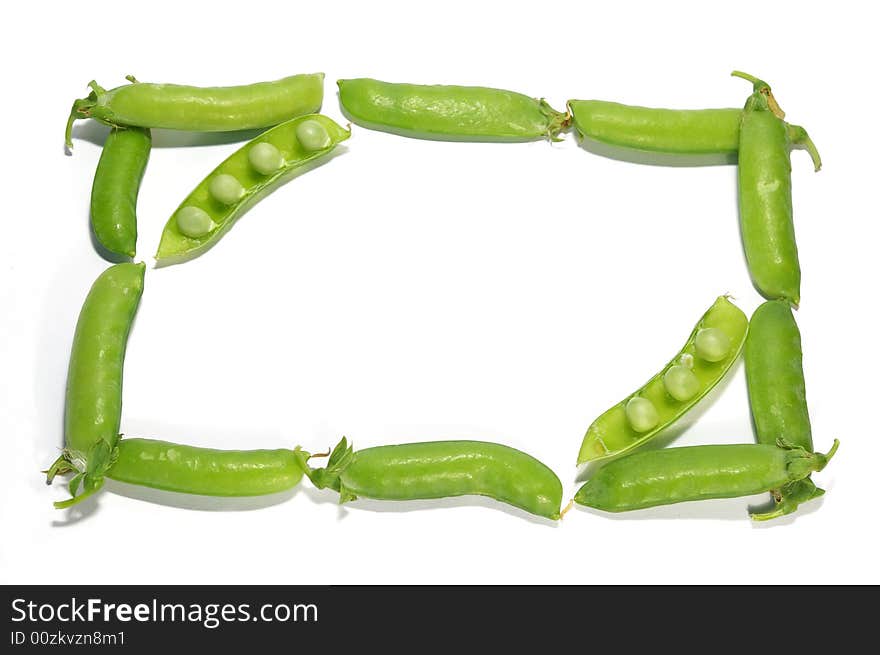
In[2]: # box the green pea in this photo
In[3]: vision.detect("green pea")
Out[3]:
[663,364,700,401]
[176,206,216,238]
[48,263,145,509]
[694,327,732,362]
[90,127,151,259]
[745,300,823,519]
[65,73,325,150]
[733,71,820,306]
[625,397,659,433]
[209,174,245,205]
[296,438,563,520]
[337,78,568,142]
[573,441,838,520]
[577,296,748,465]
[248,142,284,175]
[295,120,331,151]
[156,114,350,267]
[107,438,304,497]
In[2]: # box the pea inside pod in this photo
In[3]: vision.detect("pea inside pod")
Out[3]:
[577,296,748,464]
[155,114,350,266]
[296,438,563,520]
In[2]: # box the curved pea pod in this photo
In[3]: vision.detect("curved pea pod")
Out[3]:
[48,263,145,508]
[574,440,838,519]
[296,438,563,520]
[567,100,741,155]
[65,73,324,149]
[733,71,821,306]
[90,127,151,259]
[576,296,748,465]
[745,300,824,519]
[155,114,350,266]
[107,438,304,497]
[337,78,569,142]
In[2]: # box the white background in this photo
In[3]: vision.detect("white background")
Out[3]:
[2,1,877,584]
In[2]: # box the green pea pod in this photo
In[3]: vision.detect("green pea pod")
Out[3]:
[65,73,324,149]
[337,78,568,142]
[745,300,825,519]
[577,296,748,464]
[574,440,838,519]
[90,127,151,259]
[296,438,563,520]
[155,114,350,266]
[567,100,742,155]
[49,263,145,508]
[107,438,304,497]
[746,301,812,449]
[733,71,820,306]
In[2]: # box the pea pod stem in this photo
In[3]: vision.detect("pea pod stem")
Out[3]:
[54,481,104,510]
[787,124,822,171]
[50,440,118,509]
[64,80,106,151]
[730,70,770,92]
[559,499,575,519]
[731,70,785,118]
[293,438,352,494]
[750,478,825,522]
[44,452,77,483]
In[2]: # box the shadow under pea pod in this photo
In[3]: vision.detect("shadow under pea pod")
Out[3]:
[69,121,266,152]
[569,494,757,522]
[576,134,737,167]
[566,491,825,524]
[104,479,302,511]
[300,486,561,528]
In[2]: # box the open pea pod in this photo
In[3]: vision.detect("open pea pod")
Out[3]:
[155,114,350,266]
[577,296,748,464]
